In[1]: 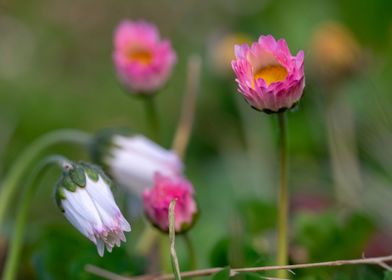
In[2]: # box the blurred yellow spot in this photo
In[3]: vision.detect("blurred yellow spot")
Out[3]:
[254,65,288,86]
[310,21,361,82]
[211,33,252,75]
[128,49,152,65]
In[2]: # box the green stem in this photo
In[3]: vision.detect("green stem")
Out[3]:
[136,224,159,256]
[144,97,160,142]
[169,200,181,280]
[0,129,91,230]
[276,112,288,279]
[2,155,68,280]
[183,234,197,270]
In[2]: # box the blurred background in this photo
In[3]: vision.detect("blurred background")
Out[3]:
[1,0,392,279]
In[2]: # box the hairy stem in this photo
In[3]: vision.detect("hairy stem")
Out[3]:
[144,97,160,142]
[0,129,91,229]
[2,155,69,280]
[86,254,392,280]
[276,112,288,279]
[169,200,181,280]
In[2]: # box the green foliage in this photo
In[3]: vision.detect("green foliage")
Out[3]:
[238,199,277,234]
[237,272,266,280]
[30,225,146,280]
[1,0,392,279]
[294,211,374,261]
[384,271,392,280]
[212,267,231,280]
[209,238,268,268]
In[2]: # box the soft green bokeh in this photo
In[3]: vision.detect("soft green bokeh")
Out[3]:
[1,0,392,279]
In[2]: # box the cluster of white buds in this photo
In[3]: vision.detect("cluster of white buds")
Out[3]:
[91,130,183,194]
[55,161,131,257]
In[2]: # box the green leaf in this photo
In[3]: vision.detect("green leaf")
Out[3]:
[240,272,263,280]
[209,237,268,268]
[209,239,230,267]
[293,211,374,261]
[31,224,146,279]
[212,267,231,280]
[384,271,392,280]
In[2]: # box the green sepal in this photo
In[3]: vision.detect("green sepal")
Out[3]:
[62,173,77,192]
[100,171,114,189]
[55,185,66,212]
[69,166,86,187]
[82,163,99,182]
[79,161,115,189]
[93,164,115,189]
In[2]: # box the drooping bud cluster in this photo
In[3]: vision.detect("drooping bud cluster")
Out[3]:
[91,130,183,194]
[143,173,198,233]
[55,161,131,257]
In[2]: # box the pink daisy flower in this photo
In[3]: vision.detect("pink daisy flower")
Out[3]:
[232,35,305,113]
[143,173,197,233]
[113,20,177,94]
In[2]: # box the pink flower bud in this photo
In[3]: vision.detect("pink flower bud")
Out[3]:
[231,35,305,113]
[143,173,197,233]
[113,20,177,94]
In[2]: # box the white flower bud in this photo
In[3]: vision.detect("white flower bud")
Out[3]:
[55,162,131,257]
[93,133,183,194]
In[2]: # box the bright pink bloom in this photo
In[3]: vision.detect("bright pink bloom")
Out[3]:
[232,35,305,113]
[143,173,197,233]
[113,20,177,93]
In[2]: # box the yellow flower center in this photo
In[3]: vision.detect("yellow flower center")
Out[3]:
[254,65,288,86]
[128,49,153,65]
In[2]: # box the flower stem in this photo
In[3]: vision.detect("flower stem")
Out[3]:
[169,200,181,280]
[144,97,160,142]
[172,55,201,159]
[0,130,91,230]
[86,254,392,280]
[276,112,288,279]
[2,155,69,280]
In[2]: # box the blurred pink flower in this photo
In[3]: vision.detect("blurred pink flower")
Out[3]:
[291,192,332,214]
[143,173,197,233]
[113,20,176,94]
[231,35,305,113]
[364,230,392,258]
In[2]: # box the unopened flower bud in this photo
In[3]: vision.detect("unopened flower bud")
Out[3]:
[55,161,131,257]
[91,130,183,194]
[143,173,198,233]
